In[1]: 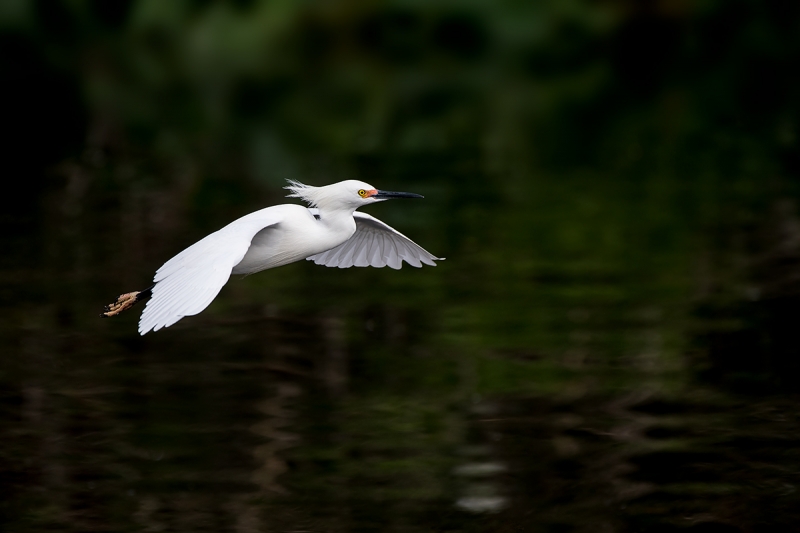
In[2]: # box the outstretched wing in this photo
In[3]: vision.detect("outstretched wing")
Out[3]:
[138,208,285,335]
[306,211,442,269]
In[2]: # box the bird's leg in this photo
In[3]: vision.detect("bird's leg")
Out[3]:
[101,285,154,318]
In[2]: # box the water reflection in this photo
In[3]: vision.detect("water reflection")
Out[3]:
[453,401,508,514]
[251,383,301,495]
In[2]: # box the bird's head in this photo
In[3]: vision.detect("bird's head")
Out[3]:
[285,180,423,211]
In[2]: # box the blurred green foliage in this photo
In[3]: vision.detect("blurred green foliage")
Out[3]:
[4,0,799,179]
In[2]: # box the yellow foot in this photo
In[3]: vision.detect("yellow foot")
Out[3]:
[101,291,142,317]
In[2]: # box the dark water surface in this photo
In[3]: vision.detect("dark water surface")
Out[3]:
[3,160,800,533]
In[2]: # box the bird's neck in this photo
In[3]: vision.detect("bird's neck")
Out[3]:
[316,207,357,235]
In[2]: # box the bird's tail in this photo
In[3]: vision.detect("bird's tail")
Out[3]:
[101,285,154,318]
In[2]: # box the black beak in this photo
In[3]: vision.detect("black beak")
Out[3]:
[373,190,424,199]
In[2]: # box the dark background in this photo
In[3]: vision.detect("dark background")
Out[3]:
[2,0,800,531]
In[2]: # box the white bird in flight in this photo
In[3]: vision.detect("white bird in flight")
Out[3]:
[102,180,443,335]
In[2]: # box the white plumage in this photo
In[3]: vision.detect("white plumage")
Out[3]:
[123,180,442,335]
[306,210,439,269]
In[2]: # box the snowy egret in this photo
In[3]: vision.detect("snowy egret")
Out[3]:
[102,180,443,335]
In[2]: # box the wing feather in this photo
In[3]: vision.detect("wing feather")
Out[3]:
[307,211,442,269]
[400,241,423,268]
[369,239,383,267]
[344,230,367,268]
[353,231,371,267]
[138,208,285,335]
[375,234,389,268]
[386,236,402,270]
[345,231,366,268]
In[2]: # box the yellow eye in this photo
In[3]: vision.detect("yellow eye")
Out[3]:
[358,189,367,197]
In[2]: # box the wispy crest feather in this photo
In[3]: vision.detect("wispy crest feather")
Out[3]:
[284,180,321,207]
